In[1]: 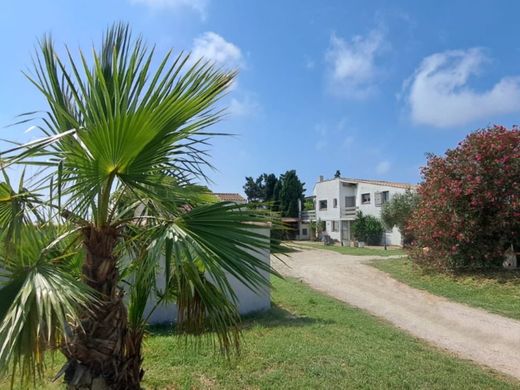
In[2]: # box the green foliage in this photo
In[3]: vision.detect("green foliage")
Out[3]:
[303,198,314,211]
[352,211,384,245]
[277,170,305,218]
[408,126,520,269]
[381,190,419,244]
[0,226,95,385]
[309,219,325,240]
[263,173,278,203]
[243,176,265,202]
[243,173,279,205]
[243,171,305,218]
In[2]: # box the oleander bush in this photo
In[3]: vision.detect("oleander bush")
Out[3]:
[407,125,520,270]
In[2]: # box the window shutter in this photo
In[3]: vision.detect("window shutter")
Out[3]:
[375,192,382,207]
[345,196,356,207]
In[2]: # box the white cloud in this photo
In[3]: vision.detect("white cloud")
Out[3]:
[228,96,260,117]
[191,32,243,69]
[131,0,208,18]
[376,160,391,175]
[325,30,384,98]
[406,48,520,128]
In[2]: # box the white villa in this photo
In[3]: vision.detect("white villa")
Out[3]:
[298,175,416,246]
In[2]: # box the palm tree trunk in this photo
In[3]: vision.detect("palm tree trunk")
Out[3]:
[61,226,141,390]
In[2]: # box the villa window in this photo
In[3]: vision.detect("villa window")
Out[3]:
[333,198,338,208]
[319,200,328,210]
[375,191,390,207]
[361,193,371,204]
[345,196,356,207]
[332,221,339,232]
[302,228,308,236]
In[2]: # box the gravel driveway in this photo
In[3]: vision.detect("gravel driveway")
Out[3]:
[272,247,520,380]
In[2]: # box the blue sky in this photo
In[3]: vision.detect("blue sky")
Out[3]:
[1,1,519,195]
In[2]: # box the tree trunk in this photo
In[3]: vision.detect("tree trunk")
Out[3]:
[61,226,142,390]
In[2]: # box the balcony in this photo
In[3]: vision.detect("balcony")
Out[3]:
[341,206,358,219]
[300,210,316,221]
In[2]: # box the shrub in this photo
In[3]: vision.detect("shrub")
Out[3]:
[381,190,419,245]
[407,125,520,270]
[352,211,384,245]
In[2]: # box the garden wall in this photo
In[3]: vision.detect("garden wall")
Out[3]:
[146,227,271,324]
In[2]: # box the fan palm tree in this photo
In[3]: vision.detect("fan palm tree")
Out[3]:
[0,24,280,389]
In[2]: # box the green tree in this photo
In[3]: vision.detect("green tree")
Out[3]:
[0,24,279,389]
[243,173,278,205]
[278,170,305,218]
[243,176,265,202]
[263,173,278,203]
[381,190,419,244]
[352,211,384,245]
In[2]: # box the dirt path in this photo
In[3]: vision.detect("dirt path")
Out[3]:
[273,248,520,380]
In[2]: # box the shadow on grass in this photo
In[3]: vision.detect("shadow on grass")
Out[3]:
[241,303,335,329]
[147,303,333,337]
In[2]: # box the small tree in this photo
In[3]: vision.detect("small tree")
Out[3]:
[408,126,520,269]
[304,198,314,211]
[381,190,419,245]
[352,212,384,245]
[310,219,325,240]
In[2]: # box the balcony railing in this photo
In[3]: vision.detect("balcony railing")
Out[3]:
[300,210,316,221]
[341,206,358,219]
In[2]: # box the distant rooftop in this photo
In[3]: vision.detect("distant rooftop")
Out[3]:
[213,192,247,203]
[317,176,417,190]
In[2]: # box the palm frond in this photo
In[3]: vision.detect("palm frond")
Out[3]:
[17,23,235,227]
[0,226,95,386]
[125,201,281,355]
[0,174,45,244]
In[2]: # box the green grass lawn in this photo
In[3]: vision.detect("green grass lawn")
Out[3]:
[5,277,517,389]
[295,241,406,257]
[371,257,520,321]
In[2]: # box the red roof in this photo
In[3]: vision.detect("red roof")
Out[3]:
[213,193,247,203]
[339,177,417,190]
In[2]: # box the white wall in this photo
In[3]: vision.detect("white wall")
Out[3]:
[353,183,406,245]
[146,228,271,324]
[313,180,341,221]
[296,222,311,240]
[313,180,342,241]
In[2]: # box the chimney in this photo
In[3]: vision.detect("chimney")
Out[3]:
[318,175,324,182]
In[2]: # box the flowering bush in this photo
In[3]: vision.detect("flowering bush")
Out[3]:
[407,126,520,269]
